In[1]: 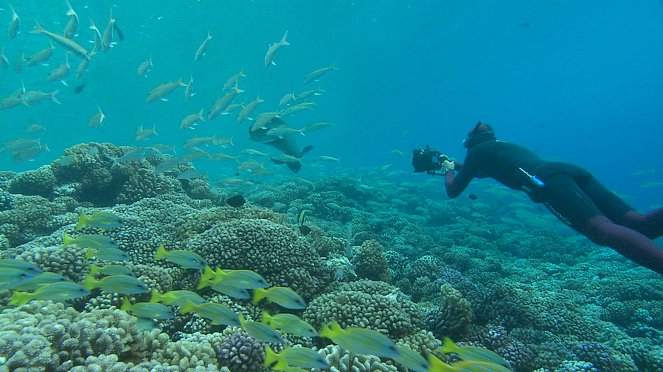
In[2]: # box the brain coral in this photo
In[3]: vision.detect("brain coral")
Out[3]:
[185,218,332,299]
[303,280,423,338]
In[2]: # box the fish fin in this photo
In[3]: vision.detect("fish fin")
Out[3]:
[285,161,302,173]
[160,98,169,102]
[298,145,314,158]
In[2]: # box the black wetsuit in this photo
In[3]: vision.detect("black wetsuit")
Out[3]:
[445,139,663,274]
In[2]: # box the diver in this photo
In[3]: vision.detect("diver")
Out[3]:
[412,122,663,274]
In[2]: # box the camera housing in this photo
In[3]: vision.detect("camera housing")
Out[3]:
[412,145,447,175]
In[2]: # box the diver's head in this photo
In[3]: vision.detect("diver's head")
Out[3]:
[463,122,496,149]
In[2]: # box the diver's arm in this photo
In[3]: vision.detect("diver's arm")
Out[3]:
[445,160,473,198]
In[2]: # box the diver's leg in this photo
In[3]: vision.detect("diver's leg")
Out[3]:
[583,216,663,275]
[541,175,663,274]
[581,177,663,239]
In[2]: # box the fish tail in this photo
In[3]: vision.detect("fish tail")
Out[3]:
[49,91,62,105]
[180,300,197,314]
[280,30,290,46]
[88,264,101,276]
[75,214,88,230]
[9,291,31,306]
[441,337,460,354]
[252,287,268,305]
[149,289,163,303]
[83,273,98,290]
[427,353,456,372]
[85,248,96,259]
[120,296,132,312]
[263,346,285,369]
[197,266,216,289]
[154,243,168,260]
[31,20,45,34]
[318,323,333,339]
[260,311,273,326]
[62,232,74,246]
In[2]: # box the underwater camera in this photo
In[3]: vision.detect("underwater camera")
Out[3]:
[412,145,448,175]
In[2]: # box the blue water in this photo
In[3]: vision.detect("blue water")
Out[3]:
[1,0,662,209]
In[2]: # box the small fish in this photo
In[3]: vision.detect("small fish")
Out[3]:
[294,87,324,101]
[427,354,512,372]
[0,259,43,275]
[298,210,309,227]
[146,79,187,103]
[222,68,246,90]
[304,63,338,84]
[75,58,88,78]
[1,138,42,153]
[113,21,124,41]
[241,148,270,156]
[262,312,318,337]
[46,54,71,83]
[252,286,307,309]
[31,20,92,61]
[210,281,251,299]
[207,88,244,121]
[319,321,399,359]
[184,75,194,102]
[7,3,19,40]
[83,274,149,294]
[206,153,240,161]
[63,0,79,39]
[392,149,404,157]
[199,266,268,290]
[0,95,22,110]
[640,181,663,189]
[20,90,61,106]
[154,157,184,173]
[26,42,55,67]
[302,121,334,133]
[278,92,296,107]
[149,289,205,307]
[62,232,117,249]
[392,345,430,372]
[101,8,115,52]
[89,18,102,52]
[439,337,512,369]
[12,272,68,292]
[135,124,158,140]
[154,243,206,269]
[264,346,330,370]
[630,168,656,176]
[180,109,204,129]
[267,126,305,138]
[0,47,9,69]
[180,301,240,326]
[468,193,478,200]
[85,247,129,262]
[250,111,280,131]
[76,211,123,230]
[25,123,46,135]
[225,194,246,208]
[239,314,285,344]
[13,51,24,73]
[264,30,289,67]
[314,155,340,163]
[87,105,106,127]
[237,95,265,123]
[176,169,206,180]
[137,54,153,77]
[277,102,317,117]
[121,297,175,320]
[9,281,90,306]
[89,264,135,277]
[194,31,212,61]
